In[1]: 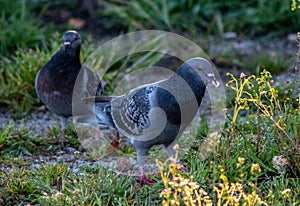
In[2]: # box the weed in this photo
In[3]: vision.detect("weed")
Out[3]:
[0,39,61,114]
[158,158,270,205]
[0,122,41,156]
[225,69,299,163]
[102,0,300,37]
[291,0,300,11]
[0,0,51,57]
[47,125,81,148]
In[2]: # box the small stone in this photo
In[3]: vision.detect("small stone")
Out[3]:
[287,33,297,43]
[128,157,137,165]
[90,161,101,168]
[272,155,289,172]
[31,164,41,169]
[232,40,260,55]
[65,147,76,153]
[223,32,237,40]
[57,154,75,162]
[76,159,85,165]
[72,168,80,173]
[51,155,58,160]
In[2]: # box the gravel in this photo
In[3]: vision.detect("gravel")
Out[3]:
[0,110,158,176]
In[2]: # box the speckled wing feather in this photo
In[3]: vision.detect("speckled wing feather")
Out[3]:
[111,86,157,136]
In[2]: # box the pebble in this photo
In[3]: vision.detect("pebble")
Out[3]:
[0,110,58,135]
[57,154,74,162]
[287,33,297,43]
[31,164,41,169]
[71,168,80,174]
[232,40,261,55]
[65,147,76,153]
[223,32,237,40]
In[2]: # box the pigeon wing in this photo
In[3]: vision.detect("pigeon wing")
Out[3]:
[111,85,157,136]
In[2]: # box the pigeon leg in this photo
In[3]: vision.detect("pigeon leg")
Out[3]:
[137,151,154,186]
[61,128,65,140]
[59,116,69,140]
[139,167,155,186]
[177,161,190,172]
[165,142,190,172]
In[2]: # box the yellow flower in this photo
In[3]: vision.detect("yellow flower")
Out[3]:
[240,73,247,79]
[238,157,245,165]
[282,188,291,194]
[250,163,261,176]
[220,174,228,183]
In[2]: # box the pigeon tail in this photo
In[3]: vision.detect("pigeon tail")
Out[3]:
[93,97,116,128]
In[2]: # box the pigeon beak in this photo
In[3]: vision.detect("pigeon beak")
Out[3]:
[206,73,220,87]
[64,41,71,49]
[212,79,220,88]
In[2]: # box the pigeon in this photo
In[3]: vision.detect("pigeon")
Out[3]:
[84,57,219,185]
[35,30,103,139]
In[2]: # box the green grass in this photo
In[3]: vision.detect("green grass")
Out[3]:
[0,163,164,205]
[212,48,292,74]
[0,0,52,57]
[101,0,300,37]
[0,39,60,114]
[0,122,81,158]
[0,70,299,205]
[0,0,59,114]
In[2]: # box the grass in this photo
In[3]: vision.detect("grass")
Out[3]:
[0,0,300,205]
[0,0,52,57]
[0,67,299,204]
[101,0,296,76]
[212,48,292,74]
[0,38,60,115]
[0,0,59,114]
[101,0,300,37]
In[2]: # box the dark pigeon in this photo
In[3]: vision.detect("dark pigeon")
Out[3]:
[84,57,219,185]
[35,30,103,139]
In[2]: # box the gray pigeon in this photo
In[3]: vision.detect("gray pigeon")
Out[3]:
[35,30,103,139]
[85,57,218,185]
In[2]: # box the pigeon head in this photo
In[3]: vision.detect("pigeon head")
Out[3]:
[183,57,220,87]
[63,30,81,51]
